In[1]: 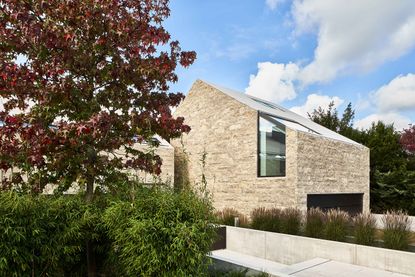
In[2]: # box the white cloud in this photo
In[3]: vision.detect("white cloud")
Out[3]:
[266,0,284,10]
[355,112,412,131]
[245,62,299,103]
[292,0,415,84]
[355,95,371,113]
[352,73,415,130]
[374,73,415,112]
[290,94,344,117]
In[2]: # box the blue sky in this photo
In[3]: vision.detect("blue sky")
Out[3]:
[165,0,415,130]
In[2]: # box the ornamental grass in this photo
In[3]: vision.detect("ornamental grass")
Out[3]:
[382,210,411,250]
[305,207,325,238]
[353,213,376,246]
[324,209,350,242]
[250,207,282,232]
[215,208,249,227]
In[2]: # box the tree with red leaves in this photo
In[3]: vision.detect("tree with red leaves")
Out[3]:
[0,0,194,200]
[400,124,415,155]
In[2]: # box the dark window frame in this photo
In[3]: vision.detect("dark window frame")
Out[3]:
[257,112,286,178]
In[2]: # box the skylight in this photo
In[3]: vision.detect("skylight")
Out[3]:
[248,96,286,112]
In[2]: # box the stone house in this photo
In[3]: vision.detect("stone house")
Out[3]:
[0,135,175,192]
[124,135,175,184]
[171,80,370,216]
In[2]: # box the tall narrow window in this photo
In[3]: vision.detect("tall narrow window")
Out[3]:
[258,113,286,177]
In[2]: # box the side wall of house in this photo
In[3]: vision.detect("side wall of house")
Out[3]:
[171,80,298,216]
[128,144,175,185]
[5,143,175,194]
[295,131,370,213]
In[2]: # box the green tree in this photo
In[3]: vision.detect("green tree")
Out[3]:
[361,122,406,174]
[363,123,414,214]
[308,101,358,139]
[308,101,340,132]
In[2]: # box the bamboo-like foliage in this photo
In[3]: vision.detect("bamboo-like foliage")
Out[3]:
[0,186,216,276]
[102,187,216,276]
[0,192,94,276]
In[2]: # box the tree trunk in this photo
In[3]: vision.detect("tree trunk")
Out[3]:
[85,175,97,277]
[86,175,94,203]
[86,240,96,277]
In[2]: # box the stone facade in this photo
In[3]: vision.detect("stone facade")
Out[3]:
[1,141,175,192]
[127,142,174,185]
[172,80,370,215]
[295,132,370,212]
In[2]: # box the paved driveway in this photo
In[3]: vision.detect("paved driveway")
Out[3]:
[210,249,412,277]
[290,260,410,277]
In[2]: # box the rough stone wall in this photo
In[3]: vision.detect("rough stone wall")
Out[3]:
[172,80,370,216]
[2,143,175,193]
[128,143,174,185]
[171,80,298,216]
[295,131,370,212]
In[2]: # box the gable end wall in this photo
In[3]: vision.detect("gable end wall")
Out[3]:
[171,80,298,215]
[172,80,369,216]
[295,131,370,212]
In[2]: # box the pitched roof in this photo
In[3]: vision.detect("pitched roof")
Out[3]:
[201,80,362,146]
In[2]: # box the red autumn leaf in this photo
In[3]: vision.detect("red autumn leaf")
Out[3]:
[76,125,91,135]
[64,33,73,41]
[400,125,415,154]
[5,116,18,125]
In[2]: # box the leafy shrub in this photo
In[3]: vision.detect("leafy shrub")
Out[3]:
[324,209,350,242]
[0,186,215,276]
[382,210,411,250]
[305,208,325,238]
[250,207,281,232]
[353,213,376,246]
[102,187,216,276]
[216,208,249,227]
[0,192,91,276]
[281,208,302,235]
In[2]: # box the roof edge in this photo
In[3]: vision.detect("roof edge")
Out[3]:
[196,79,365,148]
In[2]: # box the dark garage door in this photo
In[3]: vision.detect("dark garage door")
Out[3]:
[307,193,363,215]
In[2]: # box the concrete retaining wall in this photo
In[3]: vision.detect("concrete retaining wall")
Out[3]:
[373,213,415,232]
[226,226,415,276]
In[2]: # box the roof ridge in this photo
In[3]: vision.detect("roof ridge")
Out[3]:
[198,79,363,147]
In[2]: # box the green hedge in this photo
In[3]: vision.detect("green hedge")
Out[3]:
[0,193,91,276]
[0,187,216,276]
[102,187,216,276]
